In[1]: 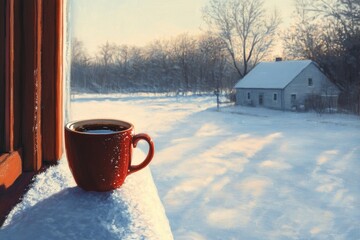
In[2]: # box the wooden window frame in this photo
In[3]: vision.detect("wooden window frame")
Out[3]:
[0,0,63,225]
[308,78,313,87]
[273,93,277,101]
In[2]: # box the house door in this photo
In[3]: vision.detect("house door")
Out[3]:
[291,94,297,105]
[259,93,264,105]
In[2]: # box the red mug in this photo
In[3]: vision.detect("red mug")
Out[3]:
[64,119,154,192]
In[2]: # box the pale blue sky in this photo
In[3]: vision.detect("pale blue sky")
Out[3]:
[71,0,295,55]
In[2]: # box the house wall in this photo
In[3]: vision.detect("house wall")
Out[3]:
[235,89,283,109]
[284,63,340,110]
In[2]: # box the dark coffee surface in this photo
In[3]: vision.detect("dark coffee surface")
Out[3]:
[75,124,128,134]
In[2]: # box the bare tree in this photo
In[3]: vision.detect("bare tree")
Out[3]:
[198,33,229,91]
[172,34,197,92]
[71,38,91,90]
[282,1,327,60]
[96,42,117,92]
[203,0,281,78]
[283,0,360,114]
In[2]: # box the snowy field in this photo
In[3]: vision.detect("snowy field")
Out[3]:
[67,93,360,240]
[3,93,358,239]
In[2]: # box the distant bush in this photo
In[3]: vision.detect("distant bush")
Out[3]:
[226,91,236,103]
[338,90,360,115]
[305,93,340,114]
[305,94,326,114]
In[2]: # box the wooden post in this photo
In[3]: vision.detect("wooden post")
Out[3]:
[42,0,63,162]
[22,0,43,171]
[1,0,64,225]
[5,0,14,153]
[0,0,23,203]
[0,0,6,153]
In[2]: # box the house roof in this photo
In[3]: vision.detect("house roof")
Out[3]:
[234,60,313,89]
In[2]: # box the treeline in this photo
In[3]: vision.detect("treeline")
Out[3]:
[71,33,239,94]
[71,0,359,114]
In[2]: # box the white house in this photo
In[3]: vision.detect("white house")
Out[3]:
[234,59,340,111]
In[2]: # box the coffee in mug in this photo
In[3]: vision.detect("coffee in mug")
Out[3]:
[65,119,154,192]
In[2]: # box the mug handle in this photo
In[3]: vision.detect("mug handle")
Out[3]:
[128,133,155,175]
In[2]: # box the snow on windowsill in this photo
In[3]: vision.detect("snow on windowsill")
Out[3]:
[0,150,173,240]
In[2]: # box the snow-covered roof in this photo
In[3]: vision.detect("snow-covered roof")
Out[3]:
[234,60,313,89]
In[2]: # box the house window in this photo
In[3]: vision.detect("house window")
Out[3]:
[308,78,313,86]
[291,94,297,104]
[273,93,277,101]
[247,92,251,100]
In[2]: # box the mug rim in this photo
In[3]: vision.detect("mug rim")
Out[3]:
[65,119,134,135]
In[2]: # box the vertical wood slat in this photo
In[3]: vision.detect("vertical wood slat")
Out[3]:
[1,1,64,223]
[22,0,42,171]
[42,0,63,162]
[41,0,55,161]
[1,0,63,174]
[1,0,64,201]
[12,0,23,150]
[5,0,14,153]
[0,0,24,153]
[0,0,6,153]
[1,0,22,205]
[55,0,64,160]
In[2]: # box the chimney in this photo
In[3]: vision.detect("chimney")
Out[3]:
[275,57,282,62]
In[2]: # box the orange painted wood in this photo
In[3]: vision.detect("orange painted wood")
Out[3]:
[12,0,23,150]
[0,0,22,199]
[0,0,64,224]
[5,0,14,153]
[0,0,5,153]
[0,151,22,188]
[42,0,64,162]
[42,0,56,161]
[55,0,64,160]
[0,171,35,226]
[21,0,43,171]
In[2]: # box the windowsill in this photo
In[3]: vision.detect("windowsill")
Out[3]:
[0,172,36,226]
[0,150,173,239]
